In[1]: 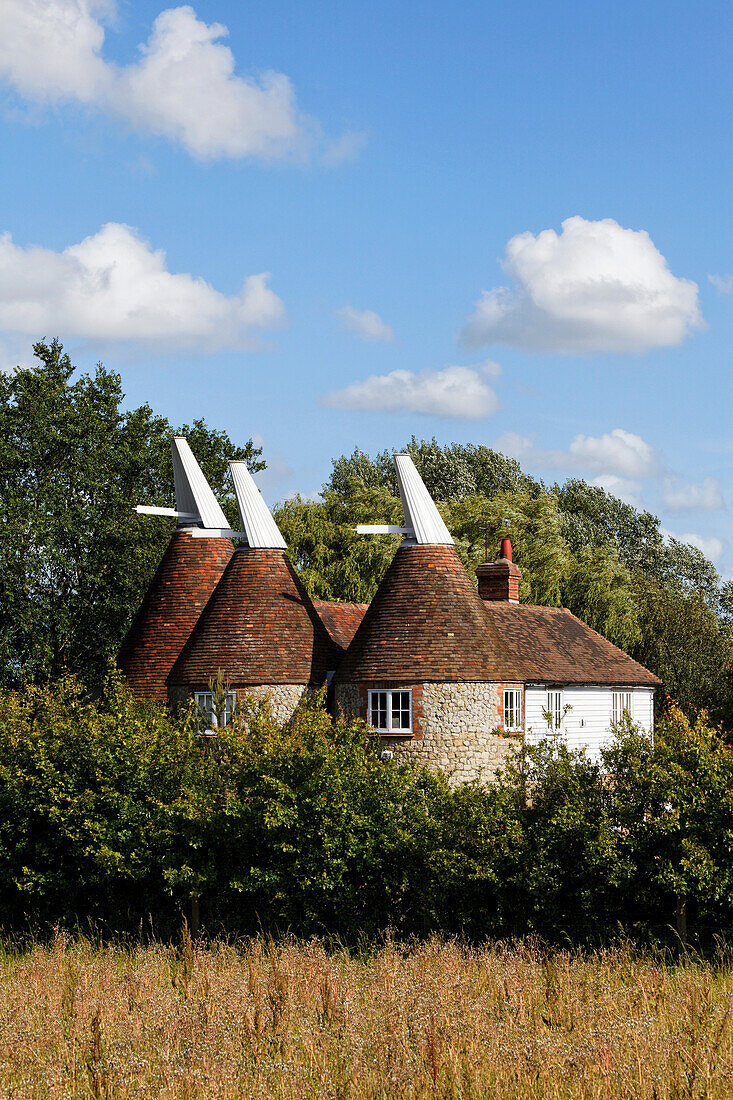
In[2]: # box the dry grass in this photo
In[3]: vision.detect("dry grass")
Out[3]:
[0,932,731,1098]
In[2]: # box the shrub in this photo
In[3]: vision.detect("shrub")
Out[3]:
[0,675,732,946]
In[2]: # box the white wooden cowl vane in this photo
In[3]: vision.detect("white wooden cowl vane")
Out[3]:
[356,453,454,546]
[135,436,245,538]
[228,460,287,549]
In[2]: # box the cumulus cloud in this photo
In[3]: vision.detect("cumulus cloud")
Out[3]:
[0,222,285,351]
[662,477,723,511]
[322,364,499,419]
[0,1,351,162]
[0,0,112,103]
[589,475,642,508]
[337,305,395,343]
[496,427,657,479]
[461,216,703,353]
[709,274,733,294]
[568,428,656,478]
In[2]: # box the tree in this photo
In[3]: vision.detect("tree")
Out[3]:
[0,340,262,689]
[630,579,733,727]
[557,479,721,608]
[327,437,540,500]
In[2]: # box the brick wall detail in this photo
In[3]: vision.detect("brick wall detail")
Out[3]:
[476,559,522,602]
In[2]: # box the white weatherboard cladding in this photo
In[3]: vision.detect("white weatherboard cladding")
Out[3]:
[172,437,230,530]
[524,685,654,761]
[394,454,453,545]
[229,461,287,549]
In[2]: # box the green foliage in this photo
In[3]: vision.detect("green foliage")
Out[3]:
[0,340,262,689]
[274,490,400,603]
[604,706,733,937]
[2,677,733,948]
[631,581,733,727]
[327,437,540,500]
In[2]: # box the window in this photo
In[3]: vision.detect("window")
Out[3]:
[503,689,523,731]
[546,690,563,730]
[195,691,236,732]
[612,691,633,725]
[368,689,412,734]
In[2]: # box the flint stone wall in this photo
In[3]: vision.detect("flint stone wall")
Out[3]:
[334,681,519,786]
[169,683,310,726]
[233,684,310,725]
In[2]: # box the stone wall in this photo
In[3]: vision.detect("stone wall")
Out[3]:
[170,683,311,726]
[334,680,521,786]
[233,684,310,725]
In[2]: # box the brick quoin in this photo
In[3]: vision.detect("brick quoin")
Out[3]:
[118,530,234,700]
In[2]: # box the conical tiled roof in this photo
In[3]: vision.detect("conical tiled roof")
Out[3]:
[118,529,235,699]
[167,546,341,688]
[333,543,523,683]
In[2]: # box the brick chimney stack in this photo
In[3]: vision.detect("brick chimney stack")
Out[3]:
[476,537,521,603]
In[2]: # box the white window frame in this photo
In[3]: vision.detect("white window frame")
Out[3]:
[546,689,564,730]
[368,689,412,735]
[195,691,236,731]
[503,688,523,732]
[612,690,633,725]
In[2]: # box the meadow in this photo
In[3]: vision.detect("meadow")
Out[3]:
[1,933,731,1099]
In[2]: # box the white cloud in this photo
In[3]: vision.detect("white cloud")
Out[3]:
[0,0,112,104]
[322,364,499,419]
[661,528,724,564]
[662,477,723,511]
[709,274,733,294]
[461,216,703,353]
[0,1,348,162]
[569,428,656,478]
[589,474,642,508]
[0,222,285,351]
[496,427,656,478]
[337,305,395,343]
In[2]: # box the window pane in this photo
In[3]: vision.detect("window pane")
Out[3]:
[392,691,410,729]
[547,691,562,729]
[222,693,235,726]
[370,692,387,729]
[613,692,632,724]
[195,693,215,728]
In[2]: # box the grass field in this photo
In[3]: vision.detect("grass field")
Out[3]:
[0,933,731,1098]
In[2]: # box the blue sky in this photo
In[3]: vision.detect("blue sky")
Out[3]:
[1,0,730,573]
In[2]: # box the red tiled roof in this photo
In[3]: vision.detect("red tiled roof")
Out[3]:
[312,600,368,652]
[333,544,522,683]
[118,530,234,700]
[167,546,341,688]
[484,602,661,686]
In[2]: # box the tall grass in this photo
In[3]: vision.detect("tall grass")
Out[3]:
[0,934,731,1098]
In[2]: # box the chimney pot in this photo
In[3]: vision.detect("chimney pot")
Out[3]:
[500,536,513,561]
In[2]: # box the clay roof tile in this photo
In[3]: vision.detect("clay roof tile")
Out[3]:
[484,602,660,686]
[167,546,341,688]
[333,544,522,683]
[118,529,234,700]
